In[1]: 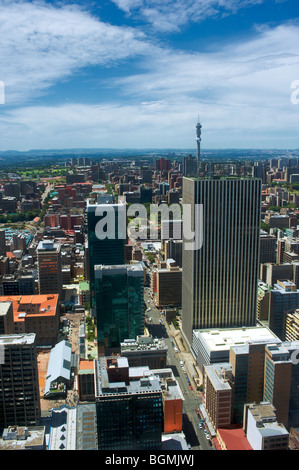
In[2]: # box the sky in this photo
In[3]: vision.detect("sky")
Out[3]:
[0,0,298,151]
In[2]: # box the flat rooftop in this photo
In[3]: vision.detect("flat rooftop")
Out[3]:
[0,333,36,345]
[193,325,280,353]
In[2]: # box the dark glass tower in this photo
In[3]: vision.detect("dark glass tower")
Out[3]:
[87,200,125,315]
[95,357,163,450]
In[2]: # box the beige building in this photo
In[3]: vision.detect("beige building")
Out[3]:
[284,309,299,341]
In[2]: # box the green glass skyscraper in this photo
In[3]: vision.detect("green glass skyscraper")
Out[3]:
[94,264,144,352]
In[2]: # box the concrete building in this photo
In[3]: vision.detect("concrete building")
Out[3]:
[182,177,261,345]
[120,335,168,369]
[0,294,60,346]
[229,342,269,424]
[78,360,95,402]
[256,281,271,321]
[263,344,293,427]
[259,234,277,264]
[153,259,182,307]
[266,263,293,287]
[203,363,233,430]
[284,310,299,341]
[163,239,182,267]
[0,425,45,450]
[37,239,62,295]
[192,325,280,371]
[243,402,289,450]
[0,301,14,334]
[269,280,299,340]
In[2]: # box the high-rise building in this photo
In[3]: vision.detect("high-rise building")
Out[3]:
[269,280,299,340]
[94,264,144,352]
[259,234,277,264]
[87,200,125,315]
[95,356,163,450]
[263,344,293,427]
[182,177,261,345]
[37,240,62,295]
[202,363,233,430]
[229,342,270,424]
[0,333,40,429]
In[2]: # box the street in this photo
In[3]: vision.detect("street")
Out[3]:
[144,287,212,451]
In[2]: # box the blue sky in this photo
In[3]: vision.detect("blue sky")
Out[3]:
[0,0,298,151]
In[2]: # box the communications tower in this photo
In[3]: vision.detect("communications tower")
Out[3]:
[196,118,202,164]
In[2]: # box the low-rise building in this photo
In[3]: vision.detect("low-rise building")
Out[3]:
[243,402,289,450]
[0,294,60,346]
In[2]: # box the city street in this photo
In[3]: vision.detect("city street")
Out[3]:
[144,288,212,451]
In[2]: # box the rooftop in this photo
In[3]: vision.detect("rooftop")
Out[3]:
[0,333,36,345]
[194,325,280,353]
[0,294,59,323]
[0,426,45,450]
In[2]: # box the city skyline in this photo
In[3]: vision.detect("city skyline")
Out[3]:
[0,0,298,151]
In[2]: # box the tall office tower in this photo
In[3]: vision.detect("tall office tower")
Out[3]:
[94,264,144,352]
[263,344,292,427]
[229,342,270,424]
[87,200,125,315]
[37,240,62,295]
[182,177,261,346]
[0,333,41,429]
[95,357,163,450]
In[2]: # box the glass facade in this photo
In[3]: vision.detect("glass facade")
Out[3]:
[87,202,125,313]
[94,265,144,349]
[96,393,163,450]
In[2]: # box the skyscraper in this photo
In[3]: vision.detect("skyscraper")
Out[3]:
[95,356,163,450]
[94,264,144,352]
[0,333,41,429]
[182,177,261,345]
[87,200,126,315]
[37,240,62,295]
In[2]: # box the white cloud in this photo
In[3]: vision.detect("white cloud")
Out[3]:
[0,0,151,104]
[111,0,265,32]
[0,1,298,150]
